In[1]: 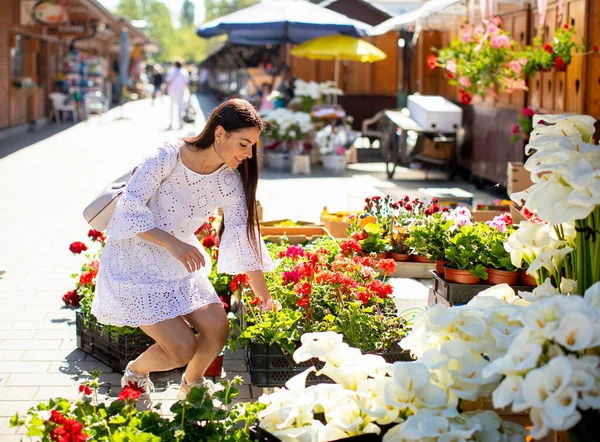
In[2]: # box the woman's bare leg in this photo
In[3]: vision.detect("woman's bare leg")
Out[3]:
[130,316,197,375]
[182,303,229,383]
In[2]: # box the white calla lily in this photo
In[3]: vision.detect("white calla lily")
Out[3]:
[492,376,523,409]
[584,281,600,310]
[553,311,596,351]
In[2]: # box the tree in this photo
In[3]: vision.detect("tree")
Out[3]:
[180,0,195,27]
[203,0,258,22]
[115,0,141,19]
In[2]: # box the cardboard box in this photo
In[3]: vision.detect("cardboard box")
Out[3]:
[419,187,474,209]
[507,162,533,197]
[420,138,453,161]
[261,226,334,245]
[472,206,510,222]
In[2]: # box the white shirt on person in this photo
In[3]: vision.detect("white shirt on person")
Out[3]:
[165,67,190,97]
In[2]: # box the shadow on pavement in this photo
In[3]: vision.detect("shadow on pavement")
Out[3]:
[0,122,77,160]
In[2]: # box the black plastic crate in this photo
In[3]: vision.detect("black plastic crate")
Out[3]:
[248,342,413,388]
[250,426,382,441]
[430,270,533,306]
[76,311,154,372]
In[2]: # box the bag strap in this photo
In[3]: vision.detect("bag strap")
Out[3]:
[161,150,179,183]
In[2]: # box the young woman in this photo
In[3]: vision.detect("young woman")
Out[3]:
[91,99,275,410]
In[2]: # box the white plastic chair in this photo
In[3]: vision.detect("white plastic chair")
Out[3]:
[49,92,78,123]
[84,91,107,123]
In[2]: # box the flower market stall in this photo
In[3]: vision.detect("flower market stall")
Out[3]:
[36,110,600,441]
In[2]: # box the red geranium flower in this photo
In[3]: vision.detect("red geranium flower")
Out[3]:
[294,282,312,297]
[446,72,454,79]
[79,271,95,286]
[87,229,106,243]
[353,256,376,268]
[522,107,535,117]
[554,56,566,70]
[356,291,372,305]
[282,269,300,285]
[377,259,397,276]
[49,409,68,425]
[202,235,217,249]
[229,274,251,292]
[79,384,92,395]
[563,23,570,30]
[118,382,144,401]
[219,296,229,309]
[593,45,599,53]
[339,239,361,256]
[294,262,316,279]
[427,54,437,70]
[543,43,554,54]
[512,124,521,134]
[296,297,310,308]
[69,242,88,255]
[249,295,262,306]
[366,280,393,299]
[351,231,368,241]
[62,290,82,307]
[285,245,305,259]
[459,90,472,105]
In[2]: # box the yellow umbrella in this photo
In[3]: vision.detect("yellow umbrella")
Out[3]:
[291,35,387,103]
[291,35,387,63]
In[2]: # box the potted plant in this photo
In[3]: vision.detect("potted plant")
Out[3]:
[262,108,314,172]
[405,212,454,273]
[239,239,407,387]
[388,226,411,262]
[11,373,265,441]
[480,214,519,285]
[315,120,358,173]
[444,224,488,284]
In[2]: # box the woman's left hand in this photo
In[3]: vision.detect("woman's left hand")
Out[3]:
[261,297,281,312]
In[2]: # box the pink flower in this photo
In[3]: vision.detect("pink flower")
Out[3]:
[509,60,523,75]
[491,34,510,49]
[445,59,457,74]
[491,16,503,26]
[522,108,535,117]
[461,26,472,42]
[518,57,528,67]
[488,24,500,37]
[459,76,471,88]
[473,25,485,38]
[512,124,521,134]
[335,146,346,156]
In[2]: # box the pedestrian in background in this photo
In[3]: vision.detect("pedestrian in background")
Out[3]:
[199,67,209,95]
[165,60,189,130]
[151,64,164,105]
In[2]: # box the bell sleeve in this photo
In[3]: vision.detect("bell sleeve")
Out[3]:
[217,175,274,275]
[106,145,176,241]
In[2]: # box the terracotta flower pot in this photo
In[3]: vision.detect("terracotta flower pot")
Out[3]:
[485,268,519,286]
[411,254,432,263]
[389,252,411,262]
[519,269,537,287]
[204,354,224,377]
[444,266,481,284]
[435,260,449,274]
[361,251,388,260]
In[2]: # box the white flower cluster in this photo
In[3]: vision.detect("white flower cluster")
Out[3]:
[482,282,600,439]
[294,79,344,101]
[511,114,600,225]
[503,221,574,278]
[401,285,527,399]
[257,331,526,441]
[262,108,314,141]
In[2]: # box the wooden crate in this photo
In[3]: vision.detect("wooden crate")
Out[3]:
[261,226,334,245]
[390,262,436,279]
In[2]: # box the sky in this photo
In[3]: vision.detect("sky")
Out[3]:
[99,0,206,26]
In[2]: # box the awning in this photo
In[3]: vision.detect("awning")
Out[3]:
[370,0,463,35]
[196,0,373,45]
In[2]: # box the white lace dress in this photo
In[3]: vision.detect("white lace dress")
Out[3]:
[91,142,274,327]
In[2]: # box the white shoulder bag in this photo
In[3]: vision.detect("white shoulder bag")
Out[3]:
[83,150,179,232]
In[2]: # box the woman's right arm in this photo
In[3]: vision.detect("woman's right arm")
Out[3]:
[106,145,204,273]
[138,228,205,273]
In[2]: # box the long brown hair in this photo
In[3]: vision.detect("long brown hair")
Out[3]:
[183,99,265,256]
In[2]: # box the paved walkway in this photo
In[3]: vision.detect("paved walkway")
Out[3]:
[0,95,503,439]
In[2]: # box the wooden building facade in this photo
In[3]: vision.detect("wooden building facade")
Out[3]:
[414,0,598,184]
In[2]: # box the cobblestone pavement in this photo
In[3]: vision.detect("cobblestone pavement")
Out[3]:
[0,95,503,439]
